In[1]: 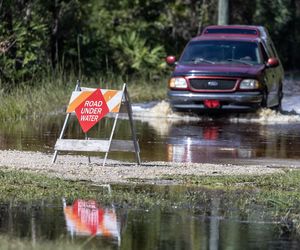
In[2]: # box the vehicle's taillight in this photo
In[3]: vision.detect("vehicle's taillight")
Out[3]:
[168,77,188,89]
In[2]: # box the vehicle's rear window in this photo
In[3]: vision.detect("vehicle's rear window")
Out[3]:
[204,28,258,35]
[180,40,262,65]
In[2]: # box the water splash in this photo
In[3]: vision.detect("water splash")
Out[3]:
[229,108,300,124]
[133,101,204,121]
[282,77,300,114]
[133,101,300,124]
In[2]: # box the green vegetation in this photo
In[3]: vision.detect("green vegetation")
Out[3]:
[1,0,299,119]
[0,74,74,121]
[0,236,85,250]
[169,169,300,190]
[1,0,299,86]
[0,169,211,210]
[0,169,98,201]
[1,169,300,236]
[163,169,300,235]
[0,73,167,121]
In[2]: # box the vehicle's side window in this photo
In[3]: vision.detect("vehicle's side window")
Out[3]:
[260,43,269,63]
[265,42,276,58]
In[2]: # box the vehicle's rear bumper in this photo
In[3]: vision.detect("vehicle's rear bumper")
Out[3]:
[168,90,263,111]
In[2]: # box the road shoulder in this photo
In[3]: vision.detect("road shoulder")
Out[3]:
[0,150,287,184]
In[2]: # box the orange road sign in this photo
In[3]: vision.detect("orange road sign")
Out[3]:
[75,89,109,133]
[52,81,141,166]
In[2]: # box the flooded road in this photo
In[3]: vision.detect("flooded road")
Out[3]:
[0,77,300,249]
[0,110,300,165]
[0,185,299,250]
[0,75,300,165]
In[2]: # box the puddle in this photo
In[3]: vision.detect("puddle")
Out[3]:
[0,184,299,249]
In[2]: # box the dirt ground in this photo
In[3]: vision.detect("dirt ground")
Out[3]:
[0,150,292,184]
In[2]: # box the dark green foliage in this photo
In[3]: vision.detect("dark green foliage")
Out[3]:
[0,0,48,86]
[0,0,300,88]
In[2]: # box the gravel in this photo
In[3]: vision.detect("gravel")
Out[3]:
[0,150,285,184]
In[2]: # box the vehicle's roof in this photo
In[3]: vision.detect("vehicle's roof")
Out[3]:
[202,25,264,31]
[199,25,268,41]
[190,35,261,43]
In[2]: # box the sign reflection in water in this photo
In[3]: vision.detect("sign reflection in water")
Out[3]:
[63,199,120,243]
[0,188,298,248]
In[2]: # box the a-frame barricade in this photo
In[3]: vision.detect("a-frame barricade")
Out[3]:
[52,80,141,166]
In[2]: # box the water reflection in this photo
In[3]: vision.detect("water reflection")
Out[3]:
[0,114,300,163]
[0,184,299,249]
[164,120,300,163]
[63,199,119,240]
[166,121,252,163]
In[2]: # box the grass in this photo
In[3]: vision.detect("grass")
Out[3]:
[0,236,85,250]
[166,169,300,190]
[0,169,207,208]
[0,234,119,250]
[0,170,100,202]
[1,169,300,240]
[0,73,75,121]
[0,72,168,121]
[163,169,300,235]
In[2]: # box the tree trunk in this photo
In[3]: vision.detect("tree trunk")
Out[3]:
[218,0,229,25]
[290,0,296,70]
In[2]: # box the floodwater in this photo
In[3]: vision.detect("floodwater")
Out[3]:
[0,185,299,250]
[1,75,300,165]
[0,109,300,165]
[0,77,300,249]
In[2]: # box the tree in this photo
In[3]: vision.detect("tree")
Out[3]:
[218,0,229,25]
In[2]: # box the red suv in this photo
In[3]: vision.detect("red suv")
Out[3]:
[166,25,284,112]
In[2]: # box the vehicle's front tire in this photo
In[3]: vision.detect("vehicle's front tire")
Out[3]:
[272,86,283,112]
[261,89,268,108]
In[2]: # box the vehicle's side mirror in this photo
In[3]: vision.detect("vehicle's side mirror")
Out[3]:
[166,55,176,66]
[267,57,279,68]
